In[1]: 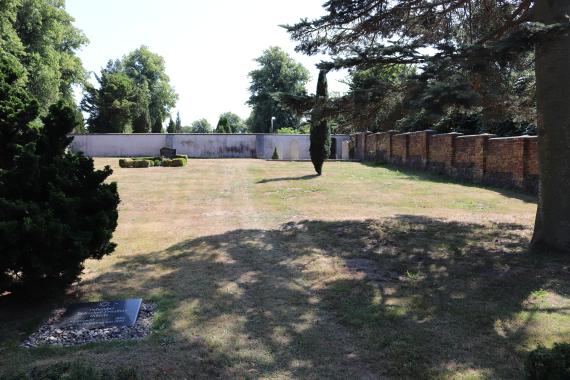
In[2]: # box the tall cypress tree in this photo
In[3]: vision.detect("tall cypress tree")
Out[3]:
[175,112,182,133]
[310,70,331,175]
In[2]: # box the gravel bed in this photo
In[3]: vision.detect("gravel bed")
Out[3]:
[22,302,156,348]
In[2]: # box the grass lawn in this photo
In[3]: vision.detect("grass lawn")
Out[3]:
[1,159,569,379]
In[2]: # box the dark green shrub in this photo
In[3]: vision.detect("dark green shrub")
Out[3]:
[175,154,188,165]
[162,158,186,167]
[132,160,151,168]
[526,343,570,380]
[119,159,135,168]
[0,101,119,295]
[272,147,279,160]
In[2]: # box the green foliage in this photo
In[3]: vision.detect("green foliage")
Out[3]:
[189,118,212,133]
[132,107,151,133]
[82,47,177,133]
[311,70,331,175]
[286,0,540,135]
[1,0,88,114]
[166,117,176,133]
[0,100,119,295]
[175,112,182,133]
[81,61,135,133]
[277,127,298,134]
[0,50,40,169]
[526,343,570,380]
[122,46,178,126]
[272,147,279,160]
[175,154,188,165]
[151,118,163,133]
[162,158,186,167]
[215,112,246,133]
[310,120,330,175]
[119,155,187,168]
[247,47,310,133]
[118,158,134,168]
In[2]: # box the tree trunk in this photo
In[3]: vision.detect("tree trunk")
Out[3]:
[531,0,570,253]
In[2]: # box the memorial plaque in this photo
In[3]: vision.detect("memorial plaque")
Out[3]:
[160,147,176,158]
[59,298,142,329]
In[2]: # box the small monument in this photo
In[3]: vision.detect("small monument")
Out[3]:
[160,147,177,158]
[59,298,142,329]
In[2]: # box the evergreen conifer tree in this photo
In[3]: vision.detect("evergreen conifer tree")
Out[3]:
[151,117,163,133]
[310,70,331,175]
[175,112,182,133]
[0,99,120,294]
[167,117,176,133]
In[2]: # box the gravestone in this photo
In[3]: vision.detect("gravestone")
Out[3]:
[59,298,142,329]
[160,147,176,158]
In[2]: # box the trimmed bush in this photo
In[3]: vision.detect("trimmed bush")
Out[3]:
[133,160,151,168]
[175,154,188,165]
[162,158,186,167]
[119,159,135,168]
[120,156,187,168]
[526,343,570,380]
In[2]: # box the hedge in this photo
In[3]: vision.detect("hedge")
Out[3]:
[120,156,188,168]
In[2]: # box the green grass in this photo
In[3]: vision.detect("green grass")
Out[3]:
[0,159,566,379]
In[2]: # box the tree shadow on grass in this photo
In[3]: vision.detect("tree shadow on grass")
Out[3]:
[256,174,320,184]
[361,162,538,204]
[4,216,569,379]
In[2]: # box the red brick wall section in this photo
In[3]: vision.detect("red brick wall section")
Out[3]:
[407,130,436,168]
[486,137,524,186]
[365,133,378,161]
[526,137,539,176]
[391,134,408,163]
[428,134,453,163]
[352,130,538,193]
[377,131,395,162]
[454,136,478,168]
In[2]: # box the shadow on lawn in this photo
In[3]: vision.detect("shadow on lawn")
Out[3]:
[256,174,319,184]
[7,216,568,378]
[361,162,538,204]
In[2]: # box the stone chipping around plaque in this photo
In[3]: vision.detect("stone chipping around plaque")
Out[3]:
[59,298,142,329]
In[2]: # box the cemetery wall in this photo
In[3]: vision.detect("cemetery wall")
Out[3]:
[356,130,539,193]
[69,133,351,160]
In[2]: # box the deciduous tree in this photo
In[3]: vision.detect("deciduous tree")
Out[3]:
[247,47,310,133]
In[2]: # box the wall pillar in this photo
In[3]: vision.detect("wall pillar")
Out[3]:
[473,134,496,182]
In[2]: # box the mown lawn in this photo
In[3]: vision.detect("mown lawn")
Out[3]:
[1,159,568,379]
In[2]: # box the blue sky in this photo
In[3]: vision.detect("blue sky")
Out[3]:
[66,0,348,127]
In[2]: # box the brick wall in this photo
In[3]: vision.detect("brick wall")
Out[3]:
[391,134,408,164]
[357,130,539,193]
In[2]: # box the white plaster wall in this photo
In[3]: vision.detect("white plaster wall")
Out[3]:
[70,134,166,157]
[69,134,352,159]
[172,134,257,158]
